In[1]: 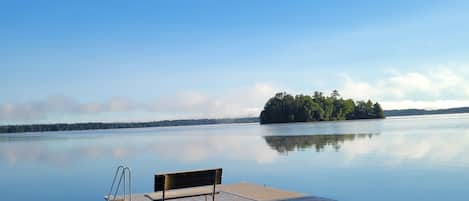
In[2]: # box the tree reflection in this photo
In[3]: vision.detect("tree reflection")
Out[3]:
[264,134,375,153]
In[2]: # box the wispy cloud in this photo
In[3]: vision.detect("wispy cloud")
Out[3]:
[140,82,277,119]
[0,96,136,122]
[339,64,469,109]
[0,83,277,124]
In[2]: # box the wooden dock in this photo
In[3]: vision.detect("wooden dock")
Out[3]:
[114,183,335,201]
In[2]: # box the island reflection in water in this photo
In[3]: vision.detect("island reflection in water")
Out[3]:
[264,133,376,153]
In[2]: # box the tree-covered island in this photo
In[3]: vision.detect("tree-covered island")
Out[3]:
[260,90,384,124]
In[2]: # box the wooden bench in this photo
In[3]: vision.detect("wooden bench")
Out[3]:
[145,168,222,201]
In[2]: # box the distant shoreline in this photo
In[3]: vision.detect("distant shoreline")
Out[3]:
[0,117,259,134]
[384,107,469,117]
[1,107,469,134]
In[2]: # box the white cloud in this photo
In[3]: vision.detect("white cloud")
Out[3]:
[141,83,277,120]
[380,100,469,110]
[339,64,469,109]
[0,83,278,124]
[0,95,140,123]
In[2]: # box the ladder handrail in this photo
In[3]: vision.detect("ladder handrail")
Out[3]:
[107,165,124,199]
[123,167,132,201]
[106,165,132,201]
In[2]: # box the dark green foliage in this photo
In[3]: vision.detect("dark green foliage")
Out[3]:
[260,90,385,124]
[373,103,385,118]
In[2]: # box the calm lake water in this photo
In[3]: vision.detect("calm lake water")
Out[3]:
[1,114,469,201]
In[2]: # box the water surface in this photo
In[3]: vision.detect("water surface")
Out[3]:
[1,114,469,201]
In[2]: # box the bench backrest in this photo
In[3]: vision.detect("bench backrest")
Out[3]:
[154,168,222,192]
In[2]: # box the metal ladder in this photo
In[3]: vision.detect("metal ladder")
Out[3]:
[105,165,132,201]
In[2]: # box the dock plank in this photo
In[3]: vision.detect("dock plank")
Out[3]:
[115,183,335,201]
[127,192,334,201]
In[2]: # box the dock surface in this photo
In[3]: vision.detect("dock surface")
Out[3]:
[115,183,335,201]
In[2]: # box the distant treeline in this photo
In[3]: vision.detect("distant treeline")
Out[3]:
[385,107,469,116]
[260,91,384,124]
[0,117,258,134]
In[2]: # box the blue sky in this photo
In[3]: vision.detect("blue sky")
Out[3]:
[2,0,469,124]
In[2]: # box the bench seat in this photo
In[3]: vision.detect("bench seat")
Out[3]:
[145,185,220,200]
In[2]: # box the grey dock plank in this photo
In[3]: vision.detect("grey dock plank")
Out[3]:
[127,192,254,201]
[120,183,335,201]
[127,192,335,201]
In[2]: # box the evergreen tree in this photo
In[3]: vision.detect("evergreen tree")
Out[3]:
[260,90,385,124]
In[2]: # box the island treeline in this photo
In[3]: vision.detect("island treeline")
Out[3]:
[260,90,384,124]
[0,117,258,134]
